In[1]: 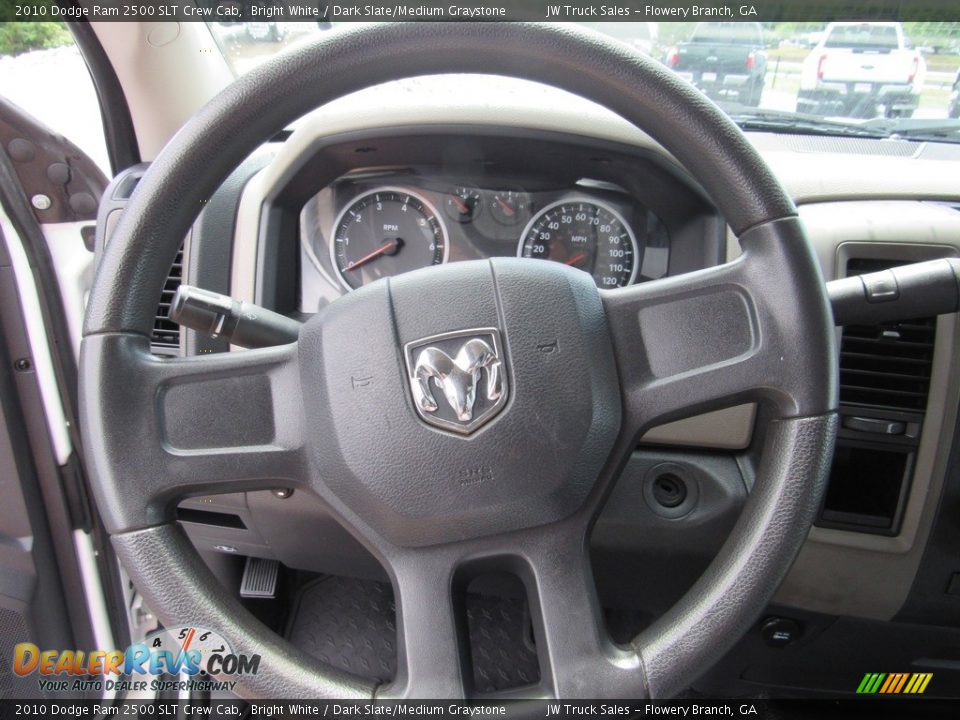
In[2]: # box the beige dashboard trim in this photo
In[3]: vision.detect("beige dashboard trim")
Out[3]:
[774,202,960,620]
[231,167,271,306]
[640,405,756,450]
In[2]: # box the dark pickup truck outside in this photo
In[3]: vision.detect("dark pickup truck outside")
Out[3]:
[665,22,767,106]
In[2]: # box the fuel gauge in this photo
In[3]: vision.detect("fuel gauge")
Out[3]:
[443,186,482,223]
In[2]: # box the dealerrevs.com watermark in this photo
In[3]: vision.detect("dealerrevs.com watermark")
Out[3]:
[11,626,259,695]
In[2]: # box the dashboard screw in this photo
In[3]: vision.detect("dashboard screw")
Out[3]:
[14,358,32,372]
[31,194,52,211]
[272,488,294,499]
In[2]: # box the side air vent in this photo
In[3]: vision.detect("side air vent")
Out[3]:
[819,256,937,536]
[151,243,184,355]
[839,317,936,411]
[838,258,935,413]
[96,164,185,357]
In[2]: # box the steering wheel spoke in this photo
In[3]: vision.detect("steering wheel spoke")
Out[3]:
[521,530,647,699]
[80,333,306,532]
[604,218,836,439]
[377,525,647,701]
[379,550,469,699]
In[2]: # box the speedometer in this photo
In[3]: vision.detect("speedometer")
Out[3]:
[330,187,448,291]
[517,199,639,288]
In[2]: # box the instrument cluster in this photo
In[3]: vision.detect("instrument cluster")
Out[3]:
[300,174,672,300]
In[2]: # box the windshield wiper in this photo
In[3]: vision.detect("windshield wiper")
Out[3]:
[860,117,960,141]
[726,107,891,139]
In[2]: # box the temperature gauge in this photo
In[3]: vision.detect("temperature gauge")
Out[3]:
[490,190,529,225]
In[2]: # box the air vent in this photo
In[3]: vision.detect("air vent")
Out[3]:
[151,243,184,354]
[839,258,936,413]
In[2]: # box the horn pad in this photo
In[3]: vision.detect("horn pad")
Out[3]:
[298,258,621,547]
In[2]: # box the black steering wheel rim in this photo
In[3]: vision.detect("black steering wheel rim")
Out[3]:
[80,23,838,700]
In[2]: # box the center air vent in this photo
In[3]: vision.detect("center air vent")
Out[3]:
[151,243,184,355]
[838,258,936,413]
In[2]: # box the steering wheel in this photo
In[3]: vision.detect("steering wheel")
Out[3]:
[80,23,837,699]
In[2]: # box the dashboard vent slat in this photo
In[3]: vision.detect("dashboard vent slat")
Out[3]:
[838,258,936,413]
[151,244,184,353]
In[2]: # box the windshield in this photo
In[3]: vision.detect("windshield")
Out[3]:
[207,21,960,139]
[688,22,763,45]
[823,23,900,50]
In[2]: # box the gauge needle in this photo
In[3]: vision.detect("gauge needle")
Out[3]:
[347,238,402,271]
[451,196,470,213]
[181,627,196,653]
[565,253,587,266]
[495,197,515,216]
[176,626,196,664]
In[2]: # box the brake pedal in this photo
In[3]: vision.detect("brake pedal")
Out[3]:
[240,557,280,599]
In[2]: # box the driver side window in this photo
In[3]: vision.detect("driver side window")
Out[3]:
[0,21,110,174]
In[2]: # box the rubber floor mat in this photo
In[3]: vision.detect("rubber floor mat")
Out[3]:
[287,576,540,692]
[465,592,540,693]
[287,576,397,683]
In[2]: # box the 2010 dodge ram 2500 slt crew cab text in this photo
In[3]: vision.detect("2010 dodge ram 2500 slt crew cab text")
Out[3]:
[797,21,925,118]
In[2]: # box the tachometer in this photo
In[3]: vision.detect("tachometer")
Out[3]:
[330,188,448,290]
[517,199,638,288]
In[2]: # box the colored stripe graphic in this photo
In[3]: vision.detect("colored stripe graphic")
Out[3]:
[891,673,909,694]
[879,674,896,693]
[860,673,885,694]
[857,672,932,694]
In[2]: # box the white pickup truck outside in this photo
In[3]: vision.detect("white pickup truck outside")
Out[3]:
[797,22,925,119]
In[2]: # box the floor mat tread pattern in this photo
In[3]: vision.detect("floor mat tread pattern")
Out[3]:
[287,576,539,692]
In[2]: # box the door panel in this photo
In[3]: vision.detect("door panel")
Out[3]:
[0,91,111,700]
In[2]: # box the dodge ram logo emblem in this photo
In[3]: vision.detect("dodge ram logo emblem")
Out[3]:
[404,328,508,435]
